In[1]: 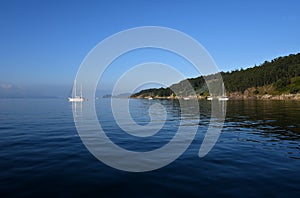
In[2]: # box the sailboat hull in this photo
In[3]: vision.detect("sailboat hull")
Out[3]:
[218,97,229,101]
[68,97,85,102]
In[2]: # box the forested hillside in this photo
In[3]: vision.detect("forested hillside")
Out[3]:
[222,53,300,93]
[131,53,300,98]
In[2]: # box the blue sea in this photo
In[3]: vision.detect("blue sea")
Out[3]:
[0,98,300,197]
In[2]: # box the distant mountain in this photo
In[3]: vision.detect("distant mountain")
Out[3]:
[131,53,300,98]
[102,94,113,98]
[116,93,131,98]
[102,93,131,98]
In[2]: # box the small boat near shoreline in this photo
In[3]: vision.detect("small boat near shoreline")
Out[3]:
[218,96,229,101]
[207,83,229,101]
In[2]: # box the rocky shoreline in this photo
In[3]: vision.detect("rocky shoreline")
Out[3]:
[228,93,300,100]
[131,93,300,100]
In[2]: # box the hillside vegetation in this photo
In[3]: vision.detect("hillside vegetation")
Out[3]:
[131,53,300,98]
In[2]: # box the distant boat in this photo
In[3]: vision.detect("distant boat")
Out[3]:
[183,97,190,100]
[207,83,229,101]
[218,83,229,101]
[148,97,153,100]
[68,80,85,102]
[207,96,228,101]
[218,96,229,101]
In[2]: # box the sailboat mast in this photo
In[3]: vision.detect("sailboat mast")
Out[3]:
[80,84,82,98]
[74,80,77,97]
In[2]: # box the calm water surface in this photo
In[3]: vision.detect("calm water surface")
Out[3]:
[0,98,299,197]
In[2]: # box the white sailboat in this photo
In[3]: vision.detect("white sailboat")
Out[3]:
[183,89,190,100]
[218,83,229,101]
[68,81,85,102]
[218,96,229,101]
[207,83,228,101]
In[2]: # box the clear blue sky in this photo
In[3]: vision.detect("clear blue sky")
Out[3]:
[1,0,300,94]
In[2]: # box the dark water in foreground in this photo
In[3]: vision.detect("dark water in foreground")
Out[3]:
[0,99,299,197]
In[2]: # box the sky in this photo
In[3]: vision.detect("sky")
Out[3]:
[0,0,300,97]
